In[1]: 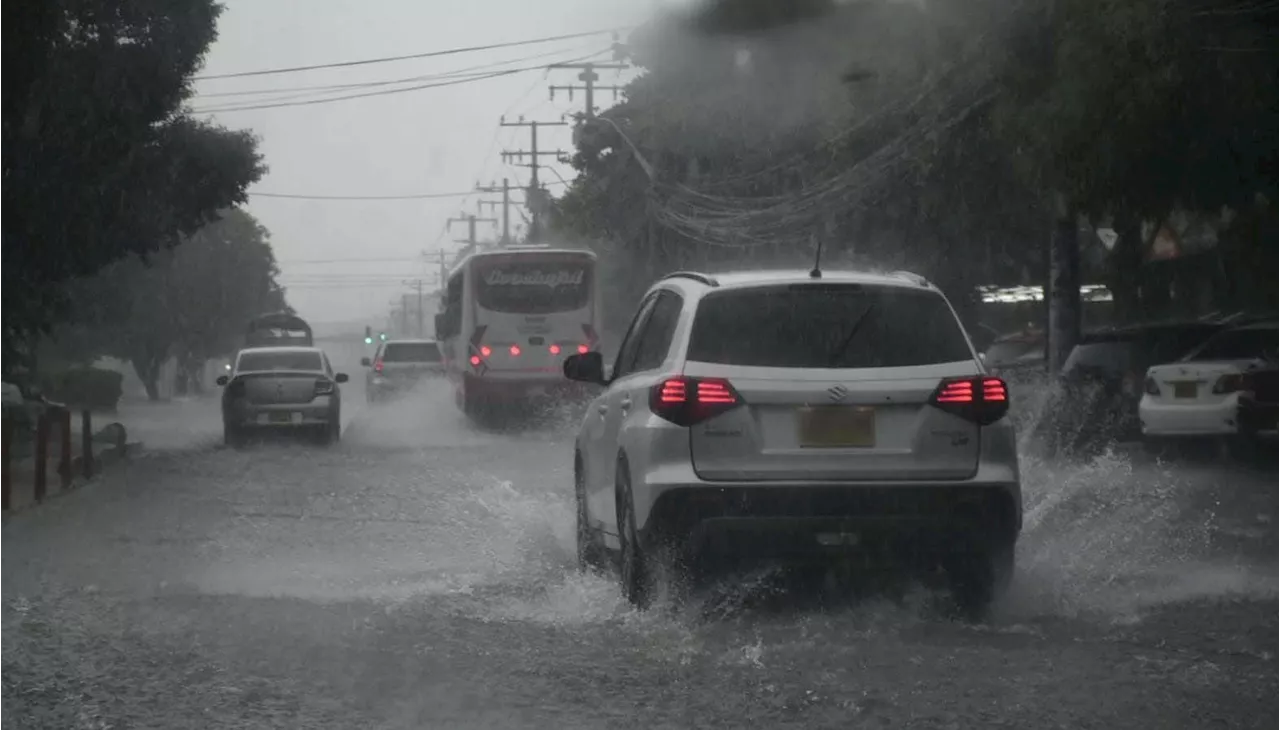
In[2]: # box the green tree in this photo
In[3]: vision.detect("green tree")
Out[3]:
[53,208,287,400]
[2,0,265,375]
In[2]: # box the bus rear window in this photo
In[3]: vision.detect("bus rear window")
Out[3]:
[475,260,592,314]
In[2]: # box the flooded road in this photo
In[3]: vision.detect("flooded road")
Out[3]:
[3,372,1276,728]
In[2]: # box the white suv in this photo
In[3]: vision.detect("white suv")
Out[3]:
[563,269,1022,615]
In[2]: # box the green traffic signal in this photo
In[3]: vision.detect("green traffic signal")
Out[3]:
[379,332,388,341]
[364,336,373,344]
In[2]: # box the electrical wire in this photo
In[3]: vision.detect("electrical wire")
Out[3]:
[251,178,569,202]
[190,50,608,113]
[195,44,603,100]
[194,27,630,80]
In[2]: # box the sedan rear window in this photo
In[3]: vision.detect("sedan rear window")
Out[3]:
[687,284,973,368]
[237,350,324,372]
[382,342,441,363]
[1183,326,1277,362]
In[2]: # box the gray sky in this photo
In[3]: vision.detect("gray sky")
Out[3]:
[197,0,655,328]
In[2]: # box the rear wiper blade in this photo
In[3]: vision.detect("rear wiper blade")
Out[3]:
[828,304,877,367]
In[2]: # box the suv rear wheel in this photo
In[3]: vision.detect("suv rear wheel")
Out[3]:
[946,539,1013,621]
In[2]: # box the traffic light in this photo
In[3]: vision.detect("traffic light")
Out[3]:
[379,332,388,342]
[364,325,373,345]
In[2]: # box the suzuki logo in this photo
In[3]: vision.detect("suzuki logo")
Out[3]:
[827,385,849,402]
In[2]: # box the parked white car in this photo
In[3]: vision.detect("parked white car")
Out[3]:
[1139,321,1278,442]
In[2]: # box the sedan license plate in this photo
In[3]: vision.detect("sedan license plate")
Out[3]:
[1173,382,1197,399]
[798,406,875,448]
[263,411,299,424]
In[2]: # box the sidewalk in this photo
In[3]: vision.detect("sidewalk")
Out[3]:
[113,396,222,450]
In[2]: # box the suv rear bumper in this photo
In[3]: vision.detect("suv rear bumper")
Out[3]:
[640,483,1021,561]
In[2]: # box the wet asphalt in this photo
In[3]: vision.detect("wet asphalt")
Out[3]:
[3,357,1276,729]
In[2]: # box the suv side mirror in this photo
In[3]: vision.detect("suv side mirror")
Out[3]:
[563,352,606,385]
[360,357,372,367]
[334,373,349,384]
[216,375,229,386]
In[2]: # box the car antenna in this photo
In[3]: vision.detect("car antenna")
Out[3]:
[809,234,823,279]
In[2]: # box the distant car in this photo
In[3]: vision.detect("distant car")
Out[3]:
[1033,320,1229,455]
[1140,321,1278,446]
[362,339,444,403]
[217,346,347,447]
[982,329,1046,377]
[562,269,1021,616]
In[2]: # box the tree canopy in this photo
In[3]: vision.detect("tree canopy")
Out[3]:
[552,0,1277,329]
[2,0,266,374]
[46,208,288,399]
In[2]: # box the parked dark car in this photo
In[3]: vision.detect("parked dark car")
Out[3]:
[1238,366,1279,439]
[1034,320,1228,456]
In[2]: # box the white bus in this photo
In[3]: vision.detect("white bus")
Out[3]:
[435,246,601,416]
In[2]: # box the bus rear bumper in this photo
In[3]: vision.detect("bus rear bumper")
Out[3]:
[462,371,594,402]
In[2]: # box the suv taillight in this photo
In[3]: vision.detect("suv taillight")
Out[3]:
[649,376,742,426]
[929,376,1009,426]
[373,359,384,373]
[1144,375,1160,396]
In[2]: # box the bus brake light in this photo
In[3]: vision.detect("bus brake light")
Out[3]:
[510,345,521,356]
[549,344,561,355]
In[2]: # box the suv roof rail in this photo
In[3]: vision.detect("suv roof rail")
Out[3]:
[889,270,931,288]
[661,271,719,287]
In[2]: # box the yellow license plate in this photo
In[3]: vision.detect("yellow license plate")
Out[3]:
[1173,382,1197,399]
[797,406,875,448]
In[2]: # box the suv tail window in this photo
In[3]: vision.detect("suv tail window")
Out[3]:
[686,283,973,368]
[381,342,441,363]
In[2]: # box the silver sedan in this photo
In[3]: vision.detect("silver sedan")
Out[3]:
[217,346,348,447]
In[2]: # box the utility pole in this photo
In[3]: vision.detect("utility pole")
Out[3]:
[399,294,410,335]
[476,178,515,246]
[501,118,569,242]
[447,213,498,255]
[404,279,428,337]
[548,62,629,120]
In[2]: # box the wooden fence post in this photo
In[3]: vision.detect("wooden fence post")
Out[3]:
[2,416,12,511]
[82,410,94,478]
[34,412,49,504]
[59,408,72,490]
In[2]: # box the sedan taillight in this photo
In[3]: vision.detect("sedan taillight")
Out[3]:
[1213,373,1244,394]
[314,378,335,395]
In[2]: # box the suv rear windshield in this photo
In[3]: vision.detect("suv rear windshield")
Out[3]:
[382,342,441,363]
[686,283,973,368]
[474,258,592,314]
[238,350,323,372]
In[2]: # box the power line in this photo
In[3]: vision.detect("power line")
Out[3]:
[194,43,603,100]
[191,51,606,113]
[194,28,629,80]
[251,179,569,201]
[252,190,476,201]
